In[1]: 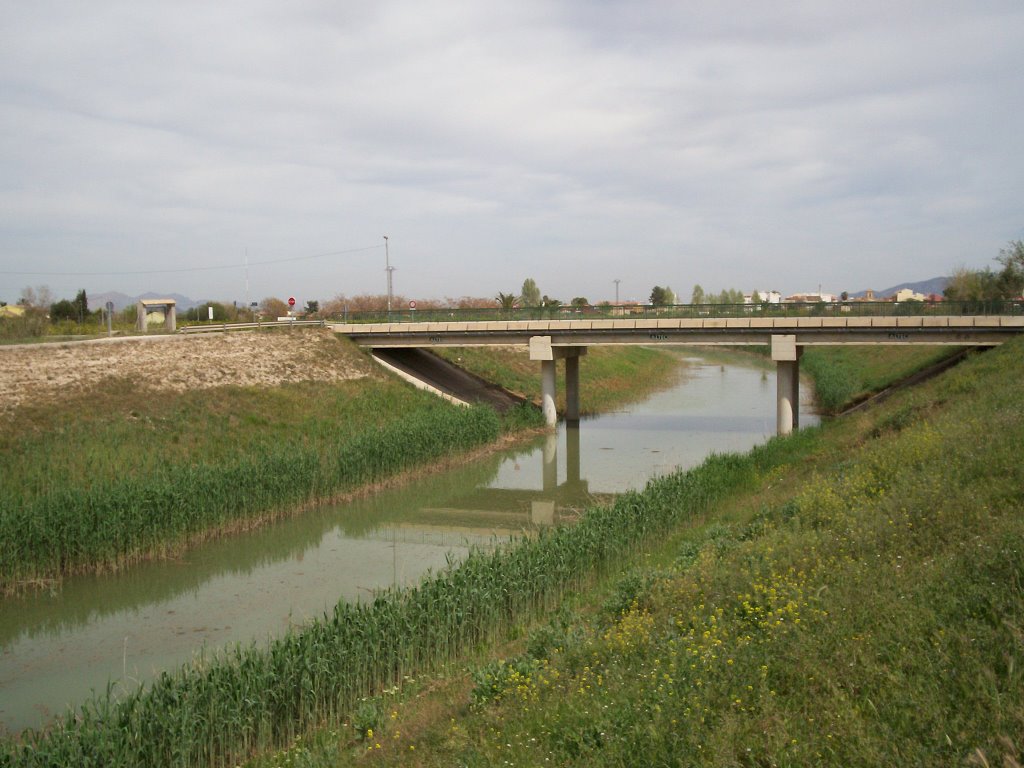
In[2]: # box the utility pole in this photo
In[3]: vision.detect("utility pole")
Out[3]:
[384,235,393,320]
[614,279,621,304]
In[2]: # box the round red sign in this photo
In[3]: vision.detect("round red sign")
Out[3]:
[288,297,296,307]
[409,300,417,309]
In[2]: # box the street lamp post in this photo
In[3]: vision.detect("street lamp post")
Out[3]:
[614,279,621,304]
[383,235,393,320]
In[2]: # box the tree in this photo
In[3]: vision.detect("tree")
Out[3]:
[570,296,589,308]
[50,298,78,321]
[19,285,53,310]
[840,291,849,302]
[304,300,320,316]
[751,291,762,304]
[649,286,671,306]
[520,278,541,307]
[944,266,1001,303]
[541,295,561,308]
[259,297,289,318]
[691,284,705,304]
[997,239,1024,298]
[496,292,518,312]
[73,289,88,321]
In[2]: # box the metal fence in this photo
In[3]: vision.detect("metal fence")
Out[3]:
[328,300,1024,325]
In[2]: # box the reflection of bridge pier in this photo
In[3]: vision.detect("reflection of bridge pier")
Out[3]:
[414,425,600,530]
[534,425,585,524]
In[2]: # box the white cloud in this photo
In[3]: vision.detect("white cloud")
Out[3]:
[1,0,1022,304]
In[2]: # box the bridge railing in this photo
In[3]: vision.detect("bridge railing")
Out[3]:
[329,300,1024,325]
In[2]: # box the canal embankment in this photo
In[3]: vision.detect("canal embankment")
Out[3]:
[241,343,1022,768]
[4,340,1005,765]
[0,330,680,593]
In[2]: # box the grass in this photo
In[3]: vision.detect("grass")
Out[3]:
[435,345,680,414]
[0,384,504,592]
[235,341,1023,768]
[5,341,1014,766]
[800,345,962,413]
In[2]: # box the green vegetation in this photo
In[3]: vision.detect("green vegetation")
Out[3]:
[0,337,673,591]
[3,392,784,767]
[801,345,961,413]
[435,345,679,415]
[0,383,502,592]
[5,339,1020,766]
[235,342,1021,767]
[944,239,1024,303]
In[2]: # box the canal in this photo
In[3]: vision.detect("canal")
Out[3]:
[0,351,818,734]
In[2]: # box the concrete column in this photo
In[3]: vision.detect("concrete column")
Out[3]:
[771,334,802,436]
[529,337,587,429]
[541,359,557,427]
[790,356,801,431]
[136,302,146,332]
[565,354,580,426]
[776,360,797,436]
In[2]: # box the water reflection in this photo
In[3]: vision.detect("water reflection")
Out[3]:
[0,353,816,734]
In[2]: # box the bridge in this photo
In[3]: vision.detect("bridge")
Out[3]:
[331,312,1024,435]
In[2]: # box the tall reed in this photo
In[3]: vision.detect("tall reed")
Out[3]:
[2,431,804,767]
[0,402,501,590]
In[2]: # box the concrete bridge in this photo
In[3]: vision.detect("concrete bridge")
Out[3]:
[331,314,1024,435]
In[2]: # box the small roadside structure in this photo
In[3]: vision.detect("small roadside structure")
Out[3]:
[136,299,177,332]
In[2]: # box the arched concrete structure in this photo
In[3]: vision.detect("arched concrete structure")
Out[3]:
[136,299,177,332]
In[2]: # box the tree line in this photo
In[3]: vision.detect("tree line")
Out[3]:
[943,240,1024,302]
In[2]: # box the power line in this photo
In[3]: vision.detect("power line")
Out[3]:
[0,244,383,277]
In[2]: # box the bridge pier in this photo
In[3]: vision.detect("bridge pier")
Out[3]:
[530,336,588,427]
[771,334,803,436]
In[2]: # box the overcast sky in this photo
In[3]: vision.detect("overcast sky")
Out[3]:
[1,1,1022,307]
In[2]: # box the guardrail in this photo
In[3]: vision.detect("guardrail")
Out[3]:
[326,300,1024,325]
[174,301,1024,333]
[178,319,327,334]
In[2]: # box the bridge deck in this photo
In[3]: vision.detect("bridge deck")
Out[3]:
[332,315,1023,347]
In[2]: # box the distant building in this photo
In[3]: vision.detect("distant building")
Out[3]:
[893,288,928,302]
[784,292,835,303]
[745,290,782,304]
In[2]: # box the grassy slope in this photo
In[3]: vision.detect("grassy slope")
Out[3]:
[0,340,677,590]
[435,345,680,415]
[800,345,961,413]
[252,343,1023,768]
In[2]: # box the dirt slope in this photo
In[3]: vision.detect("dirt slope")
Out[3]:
[0,330,374,417]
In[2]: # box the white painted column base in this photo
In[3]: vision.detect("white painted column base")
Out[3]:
[541,358,557,427]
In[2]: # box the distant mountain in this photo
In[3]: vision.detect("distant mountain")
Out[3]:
[89,291,136,311]
[90,291,202,311]
[850,276,949,299]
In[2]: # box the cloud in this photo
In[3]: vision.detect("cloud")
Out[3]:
[1,1,1022,304]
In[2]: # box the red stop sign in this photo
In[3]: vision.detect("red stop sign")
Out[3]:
[288,297,296,307]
